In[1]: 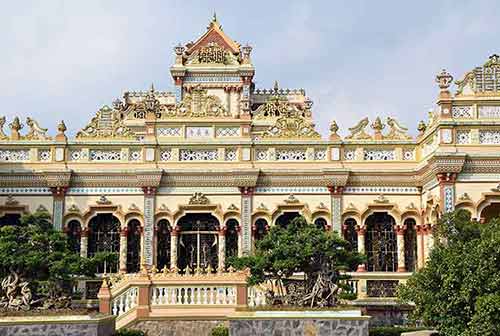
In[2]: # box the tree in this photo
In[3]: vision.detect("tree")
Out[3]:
[0,210,116,309]
[398,210,500,336]
[229,216,364,306]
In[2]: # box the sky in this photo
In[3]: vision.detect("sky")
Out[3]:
[1,0,499,137]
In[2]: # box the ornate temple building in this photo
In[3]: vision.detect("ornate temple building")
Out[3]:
[1,16,500,309]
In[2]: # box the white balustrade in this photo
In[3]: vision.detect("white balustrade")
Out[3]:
[151,286,236,306]
[111,287,138,317]
[247,286,267,307]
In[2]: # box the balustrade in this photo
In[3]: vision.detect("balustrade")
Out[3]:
[111,286,138,317]
[151,286,236,305]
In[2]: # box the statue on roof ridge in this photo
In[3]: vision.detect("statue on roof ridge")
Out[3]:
[386,117,412,140]
[0,117,8,140]
[346,117,371,140]
[25,117,51,140]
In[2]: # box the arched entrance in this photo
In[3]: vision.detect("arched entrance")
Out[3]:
[225,219,239,259]
[66,219,82,253]
[88,213,121,273]
[156,219,171,270]
[481,203,500,223]
[177,213,219,272]
[126,219,141,273]
[365,212,397,272]
[253,218,268,241]
[0,213,21,227]
[276,211,300,228]
[403,218,417,272]
[314,217,328,230]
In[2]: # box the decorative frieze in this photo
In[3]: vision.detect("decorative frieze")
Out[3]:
[0,149,30,162]
[225,149,237,161]
[67,187,143,195]
[255,149,269,161]
[479,130,500,144]
[451,106,473,118]
[0,187,51,194]
[186,127,213,138]
[314,148,327,161]
[89,150,123,161]
[129,150,142,161]
[344,149,355,161]
[157,127,182,137]
[159,149,173,161]
[216,127,240,137]
[38,149,51,162]
[180,149,218,161]
[456,130,471,144]
[255,187,328,194]
[363,149,395,161]
[276,149,306,161]
[343,186,419,194]
[478,106,500,119]
[402,149,415,161]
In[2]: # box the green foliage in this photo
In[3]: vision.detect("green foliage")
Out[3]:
[114,329,146,336]
[0,211,115,298]
[369,327,431,336]
[228,216,364,287]
[398,209,500,336]
[210,324,229,336]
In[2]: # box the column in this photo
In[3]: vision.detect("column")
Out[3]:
[119,227,128,273]
[218,228,226,272]
[416,225,425,269]
[80,228,89,258]
[141,187,156,269]
[328,186,343,233]
[170,228,178,270]
[355,226,366,272]
[437,172,457,214]
[423,224,430,262]
[395,225,406,272]
[50,187,67,231]
[239,187,254,256]
[237,225,243,257]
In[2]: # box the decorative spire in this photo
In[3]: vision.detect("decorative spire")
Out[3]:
[435,69,453,91]
[273,80,279,93]
[371,117,384,140]
[56,120,67,141]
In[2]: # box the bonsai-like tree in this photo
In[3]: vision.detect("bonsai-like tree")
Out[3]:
[398,210,500,336]
[229,216,364,307]
[0,210,116,310]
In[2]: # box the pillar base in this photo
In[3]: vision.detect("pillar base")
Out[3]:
[397,266,407,272]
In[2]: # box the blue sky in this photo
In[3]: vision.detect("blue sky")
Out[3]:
[1,0,499,136]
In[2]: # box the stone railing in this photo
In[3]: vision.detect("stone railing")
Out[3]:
[98,267,250,329]
[346,271,412,299]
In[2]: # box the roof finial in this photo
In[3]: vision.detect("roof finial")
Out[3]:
[150,83,155,92]
[213,11,217,23]
[273,80,279,93]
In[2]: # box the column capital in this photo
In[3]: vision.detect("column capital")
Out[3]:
[142,186,157,196]
[239,186,254,196]
[218,227,226,236]
[328,186,344,195]
[120,227,129,237]
[355,225,366,235]
[395,224,406,235]
[81,227,90,237]
[436,172,457,184]
[50,186,68,197]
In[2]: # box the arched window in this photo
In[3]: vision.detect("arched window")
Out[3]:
[343,218,358,252]
[365,212,397,272]
[254,218,268,241]
[404,218,417,272]
[481,203,500,223]
[314,217,328,230]
[156,219,171,270]
[177,213,219,272]
[88,214,120,273]
[126,219,141,273]
[66,220,82,253]
[276,211,300,228]
[225,219,239,260]
[0,213,21,227]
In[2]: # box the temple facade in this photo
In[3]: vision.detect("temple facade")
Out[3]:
[1,16,500,302]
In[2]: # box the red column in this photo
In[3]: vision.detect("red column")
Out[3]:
[355,226,366,272]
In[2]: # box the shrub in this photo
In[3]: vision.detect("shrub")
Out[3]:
[211,324,229,336]
[369,327,431,336]
[114,328,145,336]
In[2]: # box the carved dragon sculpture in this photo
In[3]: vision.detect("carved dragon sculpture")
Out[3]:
[386,117,412,140]
[346,117,371,139]
[25,117,51,140]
